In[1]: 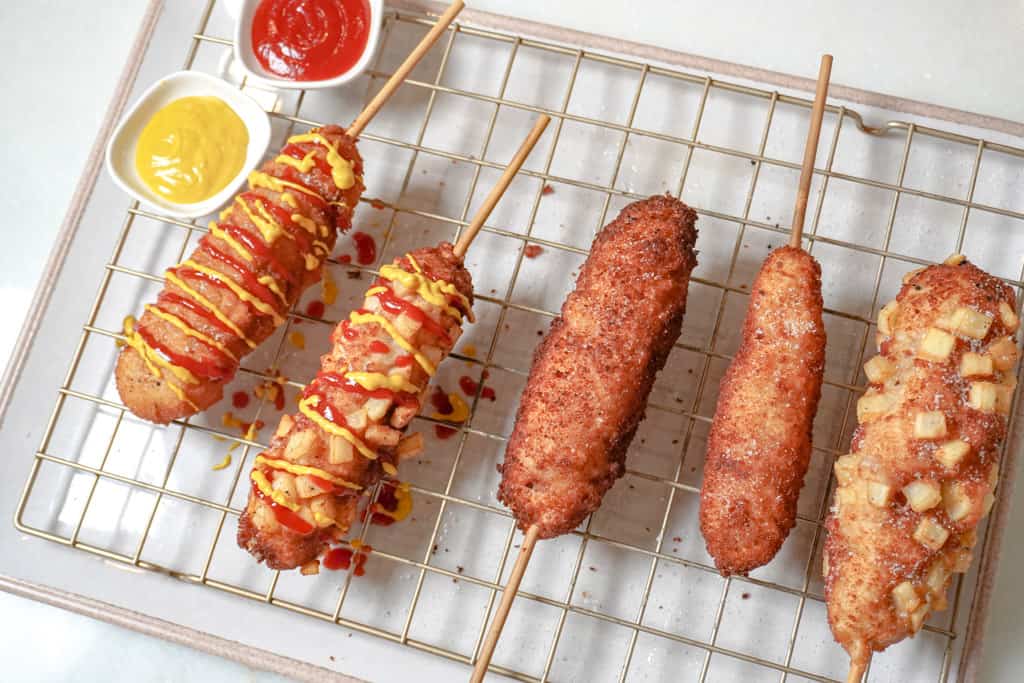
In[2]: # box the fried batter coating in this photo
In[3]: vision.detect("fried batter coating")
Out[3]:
[824,257,1017,676]
[700,246,825,575]
[498,195,698,539]
[116,126,365,424]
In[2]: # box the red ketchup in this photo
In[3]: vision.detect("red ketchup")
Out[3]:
[351,231,376,265]
[252,480,314,535]
[430,387,457,439]
[251,0,372,81]
[323,545,371,574]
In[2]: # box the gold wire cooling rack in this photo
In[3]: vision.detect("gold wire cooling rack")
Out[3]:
[14,2,1024,682]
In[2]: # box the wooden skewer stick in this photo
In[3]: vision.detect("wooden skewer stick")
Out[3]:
[846,654,869,683]
[470,524,540,683]
[347,0,466,138]
[789,54,833,249]
[454,115,551,258]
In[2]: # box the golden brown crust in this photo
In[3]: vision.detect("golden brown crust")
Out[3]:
[238,243,472,570]
[497,195,698,539]
[700,247,825,575]
[115,125,365,424]
[824,258,1017,671]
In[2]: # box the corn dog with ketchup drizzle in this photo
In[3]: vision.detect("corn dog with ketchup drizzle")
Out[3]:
[699,55,832,575]
[115,1,466,425]
[238,116,551,571]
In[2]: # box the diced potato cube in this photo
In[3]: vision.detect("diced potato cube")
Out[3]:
[914,411,947,440]
[345,408,368,431]
[988,337,1019,371]
[822,553,830,576]
[365,424,401,447]
[960,352,994,378]
[864,355,896,384]
[300,561,320,576]
[892,581,921,613]
[903,480,942,512]
[925,563,949,595]
[878,301,899,336]
[275,414,294,438]
[390,403,418,429]
[858,392,896,422]
[393,312,421,339]
[944,254,966,266]
[918,327,955,362]
[931,591,949,612]
[949,306,992,339]
[833,455,859,486]
[271,472,298,500]
[934,440,970,468]
[836,486,858,512]
[396,432,424,459]
[422,345,444,366]
[284,429,317,462]
[942,481,972,522]
[391,363,413,380]
[310,496,337,528]
[252,503,279,532]
[952,548,973,573]
[328,435,353,464]
[295,475,326,499]
[364,397,391,422]
[999,301,1019,332]
[969,382,999,413]
[868,481,892,507]
[909,604,930,632]
[296,506,316,527]
[914,517,951,550]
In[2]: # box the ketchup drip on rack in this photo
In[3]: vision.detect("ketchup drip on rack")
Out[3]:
[351,232,376,265]
[431,387,457,440]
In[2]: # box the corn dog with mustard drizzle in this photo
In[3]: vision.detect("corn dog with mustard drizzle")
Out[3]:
[114,1,466,424]
[237,115,550,571]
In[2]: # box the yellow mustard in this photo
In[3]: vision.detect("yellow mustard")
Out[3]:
[134,96,248,204]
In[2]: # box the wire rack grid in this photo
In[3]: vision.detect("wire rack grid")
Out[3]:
[13,2,1024,682]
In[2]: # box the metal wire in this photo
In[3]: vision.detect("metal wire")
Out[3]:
[13,4,1024,683]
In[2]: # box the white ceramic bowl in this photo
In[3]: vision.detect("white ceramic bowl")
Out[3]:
[233,0,382,90]
[105,70,271,219]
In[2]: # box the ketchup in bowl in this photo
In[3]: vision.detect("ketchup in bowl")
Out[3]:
[252,0,371,81]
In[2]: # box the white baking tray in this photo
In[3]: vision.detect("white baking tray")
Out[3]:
[2,2,1023,682]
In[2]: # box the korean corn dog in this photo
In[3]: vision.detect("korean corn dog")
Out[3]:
[825,255,1018,677]
[116,126,364,424]
[238,244,473,570]
[700,246,826,575]
[498,195,698,538]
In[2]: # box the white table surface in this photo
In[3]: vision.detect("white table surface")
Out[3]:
[1,1,1021,681]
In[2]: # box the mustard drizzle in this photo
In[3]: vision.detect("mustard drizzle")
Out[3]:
[144,304,237,362]
[181,259,285,325]
[165,270,257,348]
[287,133,355,190]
